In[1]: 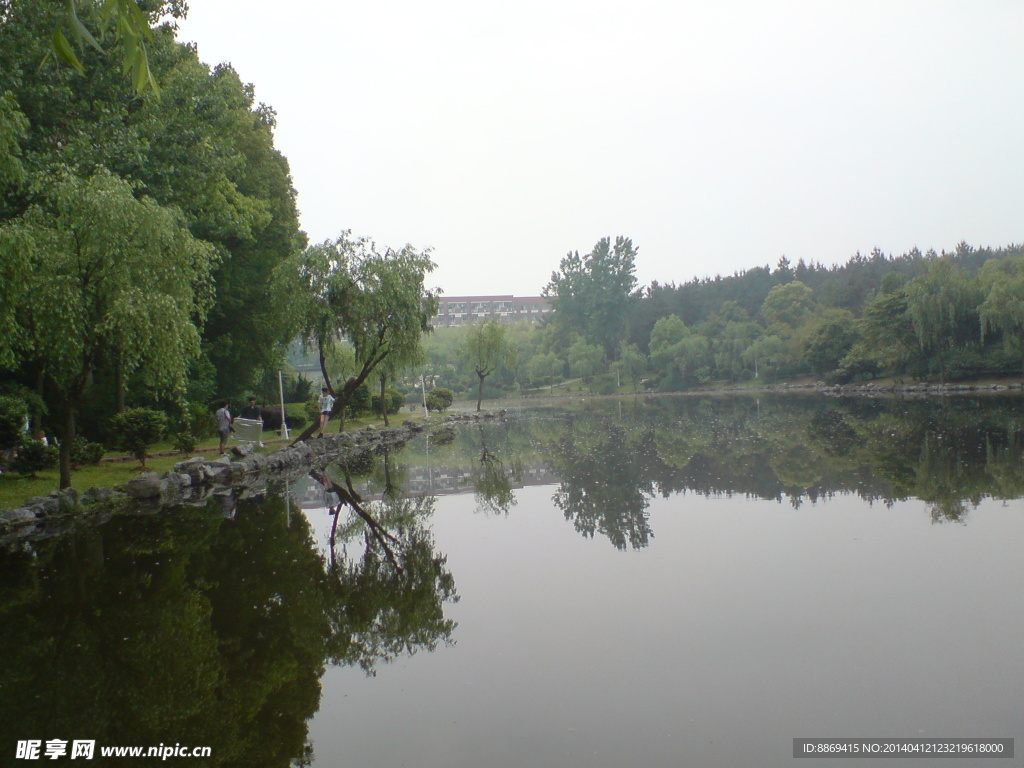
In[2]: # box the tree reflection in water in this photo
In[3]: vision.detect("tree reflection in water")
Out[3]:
[0,465,458,767]
[2,395,1021,764]
[398,396,1024,548]
[548,414,657,550]
[314,469,457,673]
[469,425,521,515]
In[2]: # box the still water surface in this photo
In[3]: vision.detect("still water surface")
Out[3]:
[2,395,1023,767]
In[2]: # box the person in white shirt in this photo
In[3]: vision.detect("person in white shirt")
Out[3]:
[215,401,233,452]
[318,387,335,437]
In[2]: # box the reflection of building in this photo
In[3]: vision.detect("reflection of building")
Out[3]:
[403,463,559,496]
[288,463,561,507]
[432,295,552,327]
[292,476,338,510]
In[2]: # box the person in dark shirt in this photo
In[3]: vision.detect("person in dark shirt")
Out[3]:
[239,396,262,420]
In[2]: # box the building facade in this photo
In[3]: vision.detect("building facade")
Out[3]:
[431,295,552,327]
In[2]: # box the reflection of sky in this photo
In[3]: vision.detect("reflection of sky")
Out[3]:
[308,488,1024,768]
[283,476,335,556]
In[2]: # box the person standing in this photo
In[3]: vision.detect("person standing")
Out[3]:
[215,401,233,453]
[239,396,265,447]
[240,396,262,421]
[318,387,335,437]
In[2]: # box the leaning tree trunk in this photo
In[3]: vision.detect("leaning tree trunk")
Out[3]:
[476,372,485,411]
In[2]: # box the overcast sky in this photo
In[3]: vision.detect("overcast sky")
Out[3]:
[176,1,1024,297]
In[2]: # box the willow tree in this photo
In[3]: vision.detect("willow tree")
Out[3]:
[463,319,507,411]
[0,170,215,487]
[904,257,982,383]
[279,232,438,441]
[979,256,1024,374]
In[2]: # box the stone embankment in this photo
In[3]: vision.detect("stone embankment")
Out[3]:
[0,412,503,541]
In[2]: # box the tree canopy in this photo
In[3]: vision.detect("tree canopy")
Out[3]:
[544,236,639,359]
[0,170,215,485]
[279,233,438,438]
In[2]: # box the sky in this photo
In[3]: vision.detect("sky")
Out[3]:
[176,1,1024,298]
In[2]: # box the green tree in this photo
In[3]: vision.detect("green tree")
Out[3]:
[49,0,182,95]
[649,314,688,371]
[741,334,788,380]
[110,406,167,467]
[614,340,647,391]
[463,319,507,411]
[978,256,1024,374]
[0,91,28,189]
[567,338,604,392]
[712,320,762,381]
[648,315,712,388]
[278,233,438,439]
[426,387,454,412]
[544,236,639,359]
[1,5,305,398]
[0,170,215,487]
[760,280,815,330]
[845,283,920,381]
[0,395,27,450]
[802,309,859,376]
[904,257,982,383]
[529,352,562,392]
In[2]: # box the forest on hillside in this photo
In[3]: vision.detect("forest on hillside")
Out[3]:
[422,239,1024,400]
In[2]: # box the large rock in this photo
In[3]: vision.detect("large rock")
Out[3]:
[120,472,163,499]
[0,508,36,525]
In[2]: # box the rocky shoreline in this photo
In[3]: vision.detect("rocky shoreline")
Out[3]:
[722,380,1024,396]
[0,412,503,542]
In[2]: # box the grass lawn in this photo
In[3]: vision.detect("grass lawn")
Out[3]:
[0,409,427,511]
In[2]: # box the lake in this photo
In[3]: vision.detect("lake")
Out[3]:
[2,395,1022,767]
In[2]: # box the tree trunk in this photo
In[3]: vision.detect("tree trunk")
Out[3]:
[380,373,389,426]
[58,401,75,489]
[33,366,45,434]
[291,348,389,445]
[114,357,125,414]
[476,372,485,411]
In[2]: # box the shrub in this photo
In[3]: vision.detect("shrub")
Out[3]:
[371,388,405,416]
[389,389,405,414]
[289,374,314,403]
[110,408,168,467]
[171,402,215,455]
[430,426,456,445]
[426,387,454,412]
[0,395,27,451]
[347,384,372,417]
[10,439,58,475]
[70,437,104,465]
[173,430,197,455]
[304,396,321,425]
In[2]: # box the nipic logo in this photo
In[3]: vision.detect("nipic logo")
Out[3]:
[16,740,95,760]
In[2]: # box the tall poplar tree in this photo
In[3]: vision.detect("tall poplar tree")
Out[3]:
[544,236,639,359]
